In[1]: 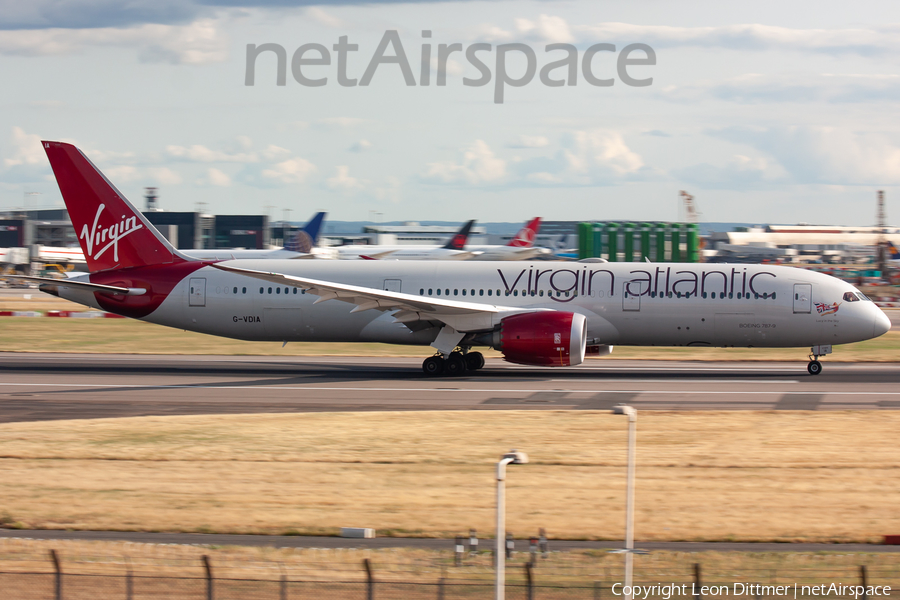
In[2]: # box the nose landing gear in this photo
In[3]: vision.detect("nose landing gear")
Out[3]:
[807,344,832,376]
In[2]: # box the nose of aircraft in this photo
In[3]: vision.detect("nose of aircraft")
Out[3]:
[874,309,892,338]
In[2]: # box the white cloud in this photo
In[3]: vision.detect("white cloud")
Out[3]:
[316,117,366,128]
[205,167,231,187]
[166,144,258,163]
[675,154,788,190]
[0,19,228,64]
[713,125,900,185]
[105,165,141,182]
[375,176,402,204]
[147,167,182,185]
[261,145,290,160]
[576,22,896,55]
[262,157,316,184]
[563,130,644,176]
[326,165,364,193]
[515,15,574,44]
[509,134,549,149]
[4,127,44,167]
[306,7,342,28]
[349,139,373,152]
[423,140,507,185]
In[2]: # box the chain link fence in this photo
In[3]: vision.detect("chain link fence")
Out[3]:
[1,547,899,600]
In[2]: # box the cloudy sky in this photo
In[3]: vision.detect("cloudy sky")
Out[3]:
[1,0,899,225]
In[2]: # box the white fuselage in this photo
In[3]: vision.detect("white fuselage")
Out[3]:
[59,261,890,351]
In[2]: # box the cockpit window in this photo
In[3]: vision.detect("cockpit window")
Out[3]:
[843,292,860,302]
[856,292,871,302]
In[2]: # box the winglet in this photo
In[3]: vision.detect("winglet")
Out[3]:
[443,220,475,250]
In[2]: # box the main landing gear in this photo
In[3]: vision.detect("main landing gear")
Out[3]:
[807,344,832,376]
[422,349,485,377]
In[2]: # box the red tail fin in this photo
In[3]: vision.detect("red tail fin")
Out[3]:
[507,217,541,247]
[42,141,187,273]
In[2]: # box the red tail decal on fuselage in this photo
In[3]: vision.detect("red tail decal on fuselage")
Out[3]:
[43,141,186,273]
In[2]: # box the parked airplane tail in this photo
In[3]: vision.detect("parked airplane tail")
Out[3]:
[507,217,541,247]
[43,141,188,273]
[443,220,475,250]
[889,242,900,260]
[284,211,327,253]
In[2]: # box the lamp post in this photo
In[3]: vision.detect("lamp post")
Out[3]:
[613,404,637,598]
[496,449,528,600]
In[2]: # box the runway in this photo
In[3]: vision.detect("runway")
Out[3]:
[1,528,899,553]
[0,353,898,423]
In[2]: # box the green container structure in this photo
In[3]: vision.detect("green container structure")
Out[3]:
[655,223,667,262]
[577,222,592,259]
[623,223,634,262]
[606,223,619,262]
[671,223,681,262]
[640,223,651,262]
[686,223,700,263]
[592,223,606,259]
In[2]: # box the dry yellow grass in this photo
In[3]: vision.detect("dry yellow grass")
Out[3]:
[0,316,898,360]
[1,538,899,584]
[0,411,898,543]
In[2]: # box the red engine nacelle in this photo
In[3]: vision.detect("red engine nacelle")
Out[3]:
[493,311,587,367]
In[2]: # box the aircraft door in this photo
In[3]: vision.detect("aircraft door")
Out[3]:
[383,279,402,293]
[622,280,647,311]
[793,283,812,314]
[189,278,206,307]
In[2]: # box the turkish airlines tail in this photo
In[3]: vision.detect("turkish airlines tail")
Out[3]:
[507,217,541,247]
[43,141,188,273]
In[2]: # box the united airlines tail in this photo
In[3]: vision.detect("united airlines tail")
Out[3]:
[43,141,190,273]
[284,211,326,253]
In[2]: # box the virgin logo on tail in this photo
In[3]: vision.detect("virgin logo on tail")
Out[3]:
[80,203,144,263]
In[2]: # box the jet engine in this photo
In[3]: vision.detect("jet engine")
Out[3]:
[475,311,587,367]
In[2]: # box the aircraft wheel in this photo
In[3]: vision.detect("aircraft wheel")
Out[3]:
[445,353,467,376]
[465,352,485,371]
[423,356,445,376]
[807,360,822,375]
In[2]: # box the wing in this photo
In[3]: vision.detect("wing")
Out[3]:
[5,275,146,296]
[212,263,546,332]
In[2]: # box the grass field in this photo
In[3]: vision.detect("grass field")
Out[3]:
[0,316,899,361]
[1,538,898,584]
[0,410,898,543]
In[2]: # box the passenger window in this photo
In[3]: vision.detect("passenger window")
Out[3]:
[479,290,484,296]
[471,289,475,296]
[539,290,544,297]
[242,287,246,294]
[420,289,424,295]
[701,292,707,298]
[429,288,433,295]
[488,290,492,296]
[437,289,441,296]
[514,290,518,296]
[268,287,273,294]
[259,287,264,294]
[454,289,458,296]
[719,292,725,299]
[293,288,297,294]
[276,288,281,294]
[446,289,450,295]
[462,289,466,296]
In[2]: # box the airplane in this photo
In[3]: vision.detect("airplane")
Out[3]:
[466,217,552,261]
[335,220,477,260]
[184,212,328,260]
[15,141,892,378]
